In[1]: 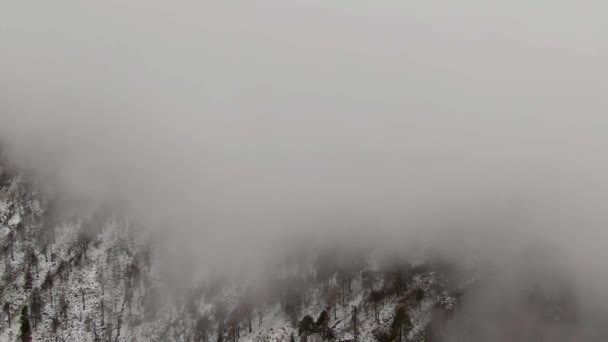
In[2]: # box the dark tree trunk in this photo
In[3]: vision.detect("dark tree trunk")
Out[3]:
[374,302,378,323]
[353,306,358,341]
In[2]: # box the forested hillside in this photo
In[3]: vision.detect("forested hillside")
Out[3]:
[0,164,470,342]
[0,165,583,341]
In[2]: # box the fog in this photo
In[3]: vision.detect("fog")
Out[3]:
[1,1,608,339]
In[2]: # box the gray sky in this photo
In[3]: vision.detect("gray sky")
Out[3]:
[1,1,608,324]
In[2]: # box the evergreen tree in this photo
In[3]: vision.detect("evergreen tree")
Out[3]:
[369,291,383,323]
[316,310,330,340]
[19,305,31,342]
[416,288,425,302]
[195,314,211,342]
[214,301,228,340]
[391,306,412,342]
[24,267,33,291]
[298,315,315,340]
[30,288,43,329]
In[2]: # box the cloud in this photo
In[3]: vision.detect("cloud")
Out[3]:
[1,1,608,336]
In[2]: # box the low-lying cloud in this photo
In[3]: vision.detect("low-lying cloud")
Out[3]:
[1,1,608,335]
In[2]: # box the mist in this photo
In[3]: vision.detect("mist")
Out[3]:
[1,1,608,339]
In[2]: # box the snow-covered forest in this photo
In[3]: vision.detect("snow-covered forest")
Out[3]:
[0,164,466,341]
[0,164,585,342]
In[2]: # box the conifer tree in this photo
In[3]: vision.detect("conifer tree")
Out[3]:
[20,305,31,342]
